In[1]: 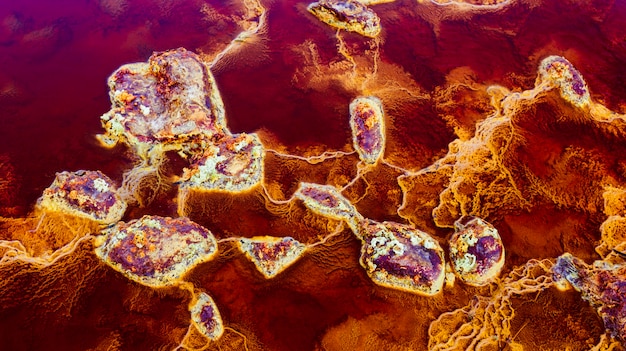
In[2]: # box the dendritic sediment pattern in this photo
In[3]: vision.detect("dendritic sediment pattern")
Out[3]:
[2,0,626,350]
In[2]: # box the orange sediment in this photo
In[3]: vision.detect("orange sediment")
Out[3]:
[428,258,555,351]
[3,0,626,349]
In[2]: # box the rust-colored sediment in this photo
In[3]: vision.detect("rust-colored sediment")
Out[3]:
[2,0,626,350]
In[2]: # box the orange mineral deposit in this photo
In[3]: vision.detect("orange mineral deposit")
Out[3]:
[358,219,446,296]
[349,96,386,165]
[307,0,382,38]
[237,236,307,279]
[294,182,363,234]
[94,215,218,288]
[189,291,225,341]
[448,216,505,286]
[4,0,626,350]
[36,170,127,226]
[98,48,229,156]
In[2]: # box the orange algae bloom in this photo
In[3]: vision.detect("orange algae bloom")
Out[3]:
[179,133,264,193]
[36,170,127,225]
[553,253,626,342]
[189,292,225,341]
[448,216,504,286]
[349,96,386,165]
[307,0,382,38]
[94,215,217,288]
[358,220,445,296]
[237,236,307,278]
[538,55,590,108]
[97,47,228,157]
[294,182,363,234]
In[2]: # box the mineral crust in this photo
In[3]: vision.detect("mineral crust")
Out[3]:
[36,170,127,225]
[355,0,395,4]
[237,236,307,278]
[349,96,386,165]
[307,0,382,38]
[179,133,264,193]
[429,0,510,6]
[358,220,445,296]
[98,48,228,157]
[94,215,218,288]
[189,292,224,341]
[294,182,363,234]
[448,216,504,286]
[553,253,626,342]
[538,55,590,108]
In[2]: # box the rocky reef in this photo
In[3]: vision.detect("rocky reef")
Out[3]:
[1,0,626,350]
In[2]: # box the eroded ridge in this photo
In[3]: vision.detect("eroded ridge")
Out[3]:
[294,182,364,234]
[449,216,504,286]
[179,133,264,193]
[98,47,229,157]
[5,1,626,347]
[597,186,626,258]
[358,219,445,296]
[537,55,590,108]
[398,55,626,229]
[36,170,127,225]
[428,259,555,351]
[349,96,386,165]
[307,0,382,38]
[94,215,217,288]
[189,291,225,341]
[237,236,307,278]
[553,253,626,342]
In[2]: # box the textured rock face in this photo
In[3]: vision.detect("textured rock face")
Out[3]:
[179,132,265,193]
[553,253,626,342]
[37,170,127,225]
[189,292,224,341]
[4,0,626,350]
[237,236,307,278]
[307,0,381,38]
[94,215,218,288]
[349,96,385,165]
[358,220,445,296]
[98,48,228,155]
[538,55,591,108]
[294,182,363,233]
[449,216,504,286]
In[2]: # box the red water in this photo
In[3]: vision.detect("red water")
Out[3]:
[1,0,626,350]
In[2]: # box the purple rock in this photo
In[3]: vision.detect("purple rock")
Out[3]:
[359,220,445,295]
[449,216,505,286]
[372,239,442,284]
[301,187,340,208]
[95,215,218,288]
[355,114,382,154]
[553,253,626,342]
[189,292,224,340]
[467,236,503,275]
[200,304,217,329]
[553,254,584,289]
[349,96,385,164]
[571,79,586,96]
